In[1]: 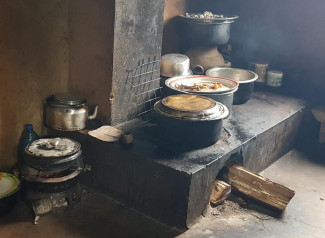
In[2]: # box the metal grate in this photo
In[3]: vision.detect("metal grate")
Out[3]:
[126,56,162,123]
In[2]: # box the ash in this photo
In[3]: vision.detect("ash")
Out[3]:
[210,200,246,217]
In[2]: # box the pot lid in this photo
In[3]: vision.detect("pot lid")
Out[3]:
[154,94,229,121]
[52,93,86,106]
[0,172,20,199]
[25,138,81,158]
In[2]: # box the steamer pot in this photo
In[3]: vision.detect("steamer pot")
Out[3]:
[45,93,98,131]
[154,94,229,148]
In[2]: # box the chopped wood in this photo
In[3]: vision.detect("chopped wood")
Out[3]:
[210,180,231,206]
[226,165,295,212]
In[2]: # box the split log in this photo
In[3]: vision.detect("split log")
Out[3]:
[210,180,231,206]
[226,165,295,212]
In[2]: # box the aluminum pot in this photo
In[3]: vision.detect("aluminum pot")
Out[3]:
[45,93,98,131]
[154,94,229,148]
[165,75,238,111]
[206,68,258,104]
[160,53,192,78]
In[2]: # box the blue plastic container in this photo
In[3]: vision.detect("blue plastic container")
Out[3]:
[18,124,39,161]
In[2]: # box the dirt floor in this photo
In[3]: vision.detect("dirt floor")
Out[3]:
[0,148,324,238]
[179,148,325,238]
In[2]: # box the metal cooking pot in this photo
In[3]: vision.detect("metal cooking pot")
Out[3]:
[24,138,83,170]
[206,68,258,105]
[45,93,98,131]
[160,53,192,78]
[154,94,229,148]
[165,75,239,111]
[178,15,238,49]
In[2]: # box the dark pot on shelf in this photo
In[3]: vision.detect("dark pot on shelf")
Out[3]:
[206,68,258,105]
[154,94,229,148]
[178,15,238,49]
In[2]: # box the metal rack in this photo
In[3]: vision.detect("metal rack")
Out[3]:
[126,56,162,123]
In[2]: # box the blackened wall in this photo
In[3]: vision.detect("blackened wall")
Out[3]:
[186,0,325,103]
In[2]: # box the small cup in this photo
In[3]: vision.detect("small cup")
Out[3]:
[249,62,269,83]
[266,70,283,87]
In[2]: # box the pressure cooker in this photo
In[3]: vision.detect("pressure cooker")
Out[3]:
[45,93,98,131]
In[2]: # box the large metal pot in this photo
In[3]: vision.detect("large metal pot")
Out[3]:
[178,15,238,48]
[45,93,98,131]
[165,75,238,111]
[154,94,229,148]
[206,68,258,104]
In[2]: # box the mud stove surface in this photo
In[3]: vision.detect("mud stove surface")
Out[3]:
[68,92,308,227]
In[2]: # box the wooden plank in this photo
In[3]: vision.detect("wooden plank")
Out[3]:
[227,165,295,212]
[210,180,231,206]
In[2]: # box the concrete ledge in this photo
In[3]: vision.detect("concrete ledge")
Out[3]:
[57,92,308,227]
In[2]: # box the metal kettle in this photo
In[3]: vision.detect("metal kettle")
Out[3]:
[45,93,98,131]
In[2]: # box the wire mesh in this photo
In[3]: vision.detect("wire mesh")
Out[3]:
[126,56,162,123]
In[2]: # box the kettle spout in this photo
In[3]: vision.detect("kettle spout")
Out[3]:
[88,105,98,120]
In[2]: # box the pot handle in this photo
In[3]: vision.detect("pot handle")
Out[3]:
[88,105,99,120]
[193,65,205,75]
[223,61,232,68]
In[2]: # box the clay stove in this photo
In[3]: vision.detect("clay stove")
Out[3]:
[20,138,84,223]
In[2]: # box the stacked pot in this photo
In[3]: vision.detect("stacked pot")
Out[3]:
[20,137,83,221]
[154,94,229,148]
[158,52,240,148]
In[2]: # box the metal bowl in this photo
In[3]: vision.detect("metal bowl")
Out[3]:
[206,68,258,104]
[160,54,191,78]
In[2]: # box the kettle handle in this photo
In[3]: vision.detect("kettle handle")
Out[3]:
[88,105,98,120]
